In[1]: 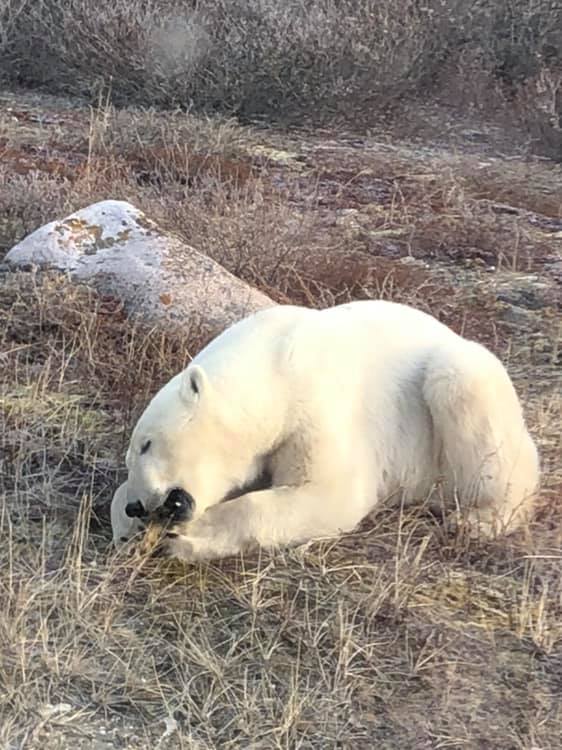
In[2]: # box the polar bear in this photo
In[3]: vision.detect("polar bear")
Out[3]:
[111,300,540,561]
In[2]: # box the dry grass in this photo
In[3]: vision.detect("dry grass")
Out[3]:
[1,90,561,748]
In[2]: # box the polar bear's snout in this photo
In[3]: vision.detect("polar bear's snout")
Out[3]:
[125,489,194,526]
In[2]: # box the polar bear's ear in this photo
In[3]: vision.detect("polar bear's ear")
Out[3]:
[179,365,207,408]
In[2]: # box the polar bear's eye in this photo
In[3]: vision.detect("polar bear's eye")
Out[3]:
[140,439,152,455]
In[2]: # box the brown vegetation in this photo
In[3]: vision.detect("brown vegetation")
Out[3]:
[0,35,561,750]
[0,0,562,158]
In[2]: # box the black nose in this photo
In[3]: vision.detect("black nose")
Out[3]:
[161,488,194,523]
[125,500,147,518]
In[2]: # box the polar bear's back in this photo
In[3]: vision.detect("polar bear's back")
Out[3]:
[193,299,469,394]
[199,299,459,358]
[282,300,463,374]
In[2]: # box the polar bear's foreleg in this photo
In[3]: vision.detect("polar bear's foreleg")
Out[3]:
[164,483,366,563]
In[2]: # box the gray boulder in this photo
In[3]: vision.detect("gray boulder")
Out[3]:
[5,199,275,336]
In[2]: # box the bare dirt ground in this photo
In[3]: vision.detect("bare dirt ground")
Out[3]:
[1,88,561,750]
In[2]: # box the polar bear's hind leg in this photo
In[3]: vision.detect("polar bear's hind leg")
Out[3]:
[422,340,539,537]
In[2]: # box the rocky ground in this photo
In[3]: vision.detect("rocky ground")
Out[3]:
[0,88,561,749]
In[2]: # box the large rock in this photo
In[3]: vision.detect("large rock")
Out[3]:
[5,200,275,337]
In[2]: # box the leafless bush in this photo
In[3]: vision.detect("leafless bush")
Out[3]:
[0,0,438,117]
[1,0,559,138]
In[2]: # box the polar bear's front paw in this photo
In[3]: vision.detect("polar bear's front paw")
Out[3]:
[161,506,248,563]
[164,532,197,562]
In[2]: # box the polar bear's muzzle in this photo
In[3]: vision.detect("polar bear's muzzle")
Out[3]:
[125,488,194,526]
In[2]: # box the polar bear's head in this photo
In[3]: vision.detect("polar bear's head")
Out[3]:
[123,363,249,529]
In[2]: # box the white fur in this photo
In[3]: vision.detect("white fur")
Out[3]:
[111,300,540,560]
